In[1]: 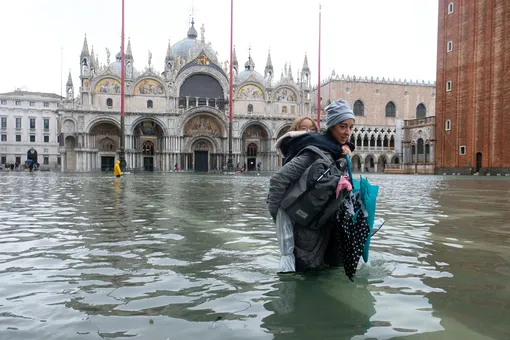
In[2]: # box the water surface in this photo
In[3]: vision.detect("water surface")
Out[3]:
[0,172,509,339]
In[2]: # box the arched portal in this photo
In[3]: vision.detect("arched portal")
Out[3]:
[377,155,388,173]
[242,123,269,171]
[90,121,121,171]
[351,154,362,172]
[192,139,213,172]
[365,155,375,172]
[65,136,77,171]
[133,120,164,171]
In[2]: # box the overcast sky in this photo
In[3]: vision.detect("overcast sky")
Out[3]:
[0,0,438,95]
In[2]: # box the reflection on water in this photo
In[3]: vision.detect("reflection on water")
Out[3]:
[0,172,509,339]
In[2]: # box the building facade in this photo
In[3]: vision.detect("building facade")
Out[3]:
[312,74,436,173]
[435,0,510,175]
[58,21,314,172]
[0,91,62,170]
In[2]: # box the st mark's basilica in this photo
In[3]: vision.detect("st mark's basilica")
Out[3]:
[58,19,434,173]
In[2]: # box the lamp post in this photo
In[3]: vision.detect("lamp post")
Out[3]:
[119,0,126,171]
[317,4,322,129]
[227,0,234,172]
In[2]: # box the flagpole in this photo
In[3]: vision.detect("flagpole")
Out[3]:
[119,0,126,171]
[317,3,322,129]
[227,0,234,171]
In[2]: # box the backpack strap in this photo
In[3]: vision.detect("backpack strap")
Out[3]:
[293,145,334,164]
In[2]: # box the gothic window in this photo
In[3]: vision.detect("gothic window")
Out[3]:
[147,100,153,108]
[417,138,425,154]
[247,143,258,157]
[383,136,389,147]
[142,140,155,155]
[385,101,396,117]
[99,138,115,151]
[353,100,364,116]
[356,135,362,147]
[106,98,113,107]
[370,135,375,147]
[376,135,382,147]
[416,103,426,118]
[390,135,395,148]
[248,104,253,113]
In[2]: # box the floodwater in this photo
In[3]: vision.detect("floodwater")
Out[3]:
[0,172,509,340]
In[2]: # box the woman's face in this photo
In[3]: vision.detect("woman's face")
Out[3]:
[297,119,317,132]
[330,118,355,144]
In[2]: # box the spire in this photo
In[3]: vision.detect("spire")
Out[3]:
[264,48,274,77]
[232,45,238,71]
[165,39,174,61]
[288,62,293,81]
[90,45,96,68]
[302,53,310,73]
[80,34,90,57]
[187,18,198,39]
[66,70,73,87]
[125,38,133,61]
[244,46,255,71]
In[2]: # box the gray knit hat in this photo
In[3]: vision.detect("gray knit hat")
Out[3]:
[325,100,355,129]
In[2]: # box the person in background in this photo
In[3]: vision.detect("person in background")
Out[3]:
[113,160,122,178]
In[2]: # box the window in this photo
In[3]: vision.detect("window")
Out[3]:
[44,135,49,143]
[1,156,6,164]
[1,117,6,128]
[30,118,36,129]
[416,103,426,118]
[459,145,466,155]
[44,102,49,107]
[15,100,21,106]
[30,101,35,107]
[43,157,49,165]
[445,119,452,131]
[30,135,36,142]
[1,100,6,105]
[16,135,21,142]
[16,156,21,164]
[43,118,49,130]
[16,118,21,129]
[447,40,453,52]
[446,80,452,92]
[147,100,153,108]
[1,134,6,141]
[417,138,425,154]
[247,104,253,113]
[448,2,454,14]
[385,102,396,118]
[353,100,364,116]
[57,157,61,165]
[106,98,113,107]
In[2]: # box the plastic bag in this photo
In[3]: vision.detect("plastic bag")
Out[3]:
[276,208,296,273]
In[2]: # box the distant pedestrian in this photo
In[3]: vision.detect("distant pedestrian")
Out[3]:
[114,160,122,178]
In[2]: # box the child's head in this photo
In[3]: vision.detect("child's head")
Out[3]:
[289,116,319,132]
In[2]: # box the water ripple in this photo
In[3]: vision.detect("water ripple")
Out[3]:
[0,172,509,339]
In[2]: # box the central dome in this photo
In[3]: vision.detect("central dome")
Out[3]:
[172,20,216,59]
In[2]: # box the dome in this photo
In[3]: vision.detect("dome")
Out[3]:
[237,69,265,84]
[172,38,198,59]
[172,20,216,60]
[237,55,264,83]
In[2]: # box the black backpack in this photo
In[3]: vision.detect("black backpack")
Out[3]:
[280,146,349,230]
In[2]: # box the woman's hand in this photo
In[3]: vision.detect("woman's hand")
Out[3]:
[342,145,352,157]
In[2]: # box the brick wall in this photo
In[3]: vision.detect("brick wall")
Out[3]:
[435,0,510,173]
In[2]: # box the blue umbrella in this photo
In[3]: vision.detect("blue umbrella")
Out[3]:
[25,159,34,163]
[345,154,380,263]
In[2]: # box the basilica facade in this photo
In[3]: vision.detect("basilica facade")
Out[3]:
[58,20,435,173]
[58,20,313,172]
